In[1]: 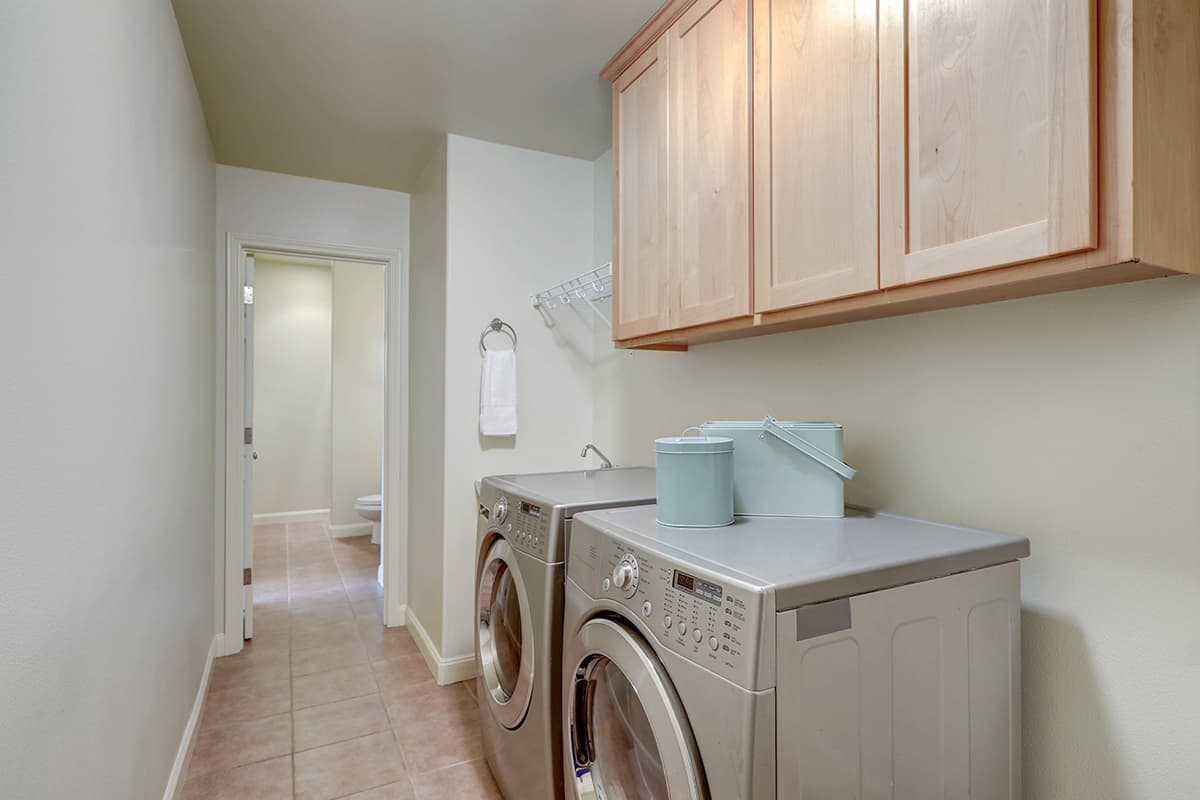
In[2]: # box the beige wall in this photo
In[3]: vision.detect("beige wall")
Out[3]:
[331,260,386,528]
[253,257,333,515]
[590,153,1200,798]
[0,1,216,796]
[408,135,597,660]
[408,141,449,650]
[437,135,597,658]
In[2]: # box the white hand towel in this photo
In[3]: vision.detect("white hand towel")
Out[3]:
[480,349,518,436]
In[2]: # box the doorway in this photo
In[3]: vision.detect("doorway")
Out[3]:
[222,235,408,657]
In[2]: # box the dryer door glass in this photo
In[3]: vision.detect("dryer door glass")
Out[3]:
[568,619,705,800]
[477,538,535,730]
[488,563,522,696]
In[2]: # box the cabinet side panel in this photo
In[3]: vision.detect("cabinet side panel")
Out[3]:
[967,598,1017,800]
[892,617,944,800]
[778,637,862,798]
[1133,0,1200,272]
[776,562,1021,800]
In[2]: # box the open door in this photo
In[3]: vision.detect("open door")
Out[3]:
[242,254,256,639]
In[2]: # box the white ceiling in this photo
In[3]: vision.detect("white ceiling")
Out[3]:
[172,0,662,192]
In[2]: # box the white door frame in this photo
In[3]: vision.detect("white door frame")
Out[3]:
[221,232,409,656]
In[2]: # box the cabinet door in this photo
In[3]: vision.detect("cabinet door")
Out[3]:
[613,39,672,340]
[753,0,879,312]
[880,0,1097,287]
[670,0,752,328]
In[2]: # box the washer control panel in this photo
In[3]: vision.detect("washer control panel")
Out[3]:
[571,524,765,689]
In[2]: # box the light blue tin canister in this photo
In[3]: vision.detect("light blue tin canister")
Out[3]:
[700,417,856,518]
[654,431,735,528]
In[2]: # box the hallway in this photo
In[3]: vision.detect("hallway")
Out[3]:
[181,521,500,799]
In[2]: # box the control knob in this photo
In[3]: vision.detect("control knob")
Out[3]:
[492,496,509,524]
[611,553,639,598]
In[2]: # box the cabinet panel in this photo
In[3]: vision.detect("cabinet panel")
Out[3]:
[670,0,752,328]
[880,0,1097,287]
[613,41,672,340]
[753,0,879,312]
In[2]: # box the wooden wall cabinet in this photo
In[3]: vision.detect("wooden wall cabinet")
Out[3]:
[669,0,752,328]
[612,40,672,340]
[879,0,1098,287]
[604,0,1200,350]
[610,0,753,340]
[753,0,880,312]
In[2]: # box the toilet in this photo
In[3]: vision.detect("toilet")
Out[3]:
[354,493,382,545]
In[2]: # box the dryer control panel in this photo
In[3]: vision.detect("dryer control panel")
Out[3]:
[506,497,552,559]
[569,520,768,690]
[508,496,549,561]
[478,488,554,561]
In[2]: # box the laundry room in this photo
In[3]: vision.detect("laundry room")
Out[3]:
[3,2,1199,800]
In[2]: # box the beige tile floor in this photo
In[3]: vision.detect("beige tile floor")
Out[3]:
[183,520,501,800]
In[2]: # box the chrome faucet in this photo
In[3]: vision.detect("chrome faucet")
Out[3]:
[580,444,613,470]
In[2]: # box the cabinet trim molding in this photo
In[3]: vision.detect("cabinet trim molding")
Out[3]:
[601,0,699,82]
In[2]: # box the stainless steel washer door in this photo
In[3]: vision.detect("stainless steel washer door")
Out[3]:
[477,537,534,729]
[568,618,707,800]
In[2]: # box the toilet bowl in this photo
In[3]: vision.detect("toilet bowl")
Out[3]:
[354,494,382,545]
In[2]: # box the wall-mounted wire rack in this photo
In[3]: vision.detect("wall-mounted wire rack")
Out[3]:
[530,263,613,326]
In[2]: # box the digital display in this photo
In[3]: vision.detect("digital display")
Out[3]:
[519,501,541,517]
[673,570,722,605]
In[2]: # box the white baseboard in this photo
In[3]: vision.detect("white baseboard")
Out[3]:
[329,522,373,539]
[406,609,476,685]
[252,509,330,525]
[164,634,218,800]
[218,630,243,657]
[385,603,408,627]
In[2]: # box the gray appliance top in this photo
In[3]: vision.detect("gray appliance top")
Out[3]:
[573,504,1030,611]
[483,467,656,518]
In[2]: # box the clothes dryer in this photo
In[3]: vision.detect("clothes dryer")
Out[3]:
[475,468,656,800]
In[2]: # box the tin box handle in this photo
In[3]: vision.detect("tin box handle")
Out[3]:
[761,416,857,481]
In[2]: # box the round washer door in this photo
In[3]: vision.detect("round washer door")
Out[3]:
[567,618,707,800]
[476,537,534,729]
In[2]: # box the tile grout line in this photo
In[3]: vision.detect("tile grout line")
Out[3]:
[286,520,297,800]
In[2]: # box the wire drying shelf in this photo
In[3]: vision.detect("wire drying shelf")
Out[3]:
[530,263,613,326]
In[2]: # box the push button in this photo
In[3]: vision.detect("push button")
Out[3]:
[664,615,673,629]
[709,636,719,651]
[678,622,688,637]
[642,601,653,618]
[692,628,703,644]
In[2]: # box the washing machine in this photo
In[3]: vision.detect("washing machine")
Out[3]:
[475,468,657,800]
[562,504,1030,799]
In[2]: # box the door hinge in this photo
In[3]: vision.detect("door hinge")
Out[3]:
[243,567,252,586]
[243,285,254,305]
[244,427,253,445]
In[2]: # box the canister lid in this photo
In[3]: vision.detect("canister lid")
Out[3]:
[654,435,734,454]
[702,420,842,430]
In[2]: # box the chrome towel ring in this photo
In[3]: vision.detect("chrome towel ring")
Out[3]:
[479,317,517,355]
